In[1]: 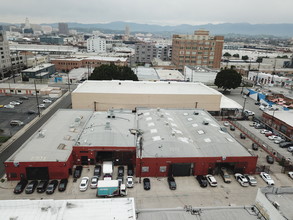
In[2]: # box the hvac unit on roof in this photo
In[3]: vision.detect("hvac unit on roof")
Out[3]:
[38,130,45,138]
[202,121,209,125]
[105,122,111,130]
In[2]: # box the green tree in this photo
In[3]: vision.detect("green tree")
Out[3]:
[223,52,231,57]
[89,64,138,81]
[241,55,249,61]
[232,54,239,58]
[214,69,242,91]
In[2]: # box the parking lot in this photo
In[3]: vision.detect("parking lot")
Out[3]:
[0,164,292,209]
[0,95,55,137]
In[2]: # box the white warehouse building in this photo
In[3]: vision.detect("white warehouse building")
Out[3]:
[87,36,106,53]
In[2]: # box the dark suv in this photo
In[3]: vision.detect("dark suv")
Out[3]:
[93,165,101,177]
[14,180,28,194]
[74,166,83,178]
[118,166,124,177]
[46,180,58,194]
[196,175,208,187]
[37,180,49,193]
[167,176,176,190]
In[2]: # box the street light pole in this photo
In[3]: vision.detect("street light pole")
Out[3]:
[242,96,247,116]
[34,79,41,117]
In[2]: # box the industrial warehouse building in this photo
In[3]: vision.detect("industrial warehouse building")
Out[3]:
[72,80,242,114]
[4,108,257,181]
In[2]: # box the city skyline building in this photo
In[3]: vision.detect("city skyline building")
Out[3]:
[171,30,224,69]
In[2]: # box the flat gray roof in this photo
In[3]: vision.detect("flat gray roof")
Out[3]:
[76,110,136,147]
[265,110,293,127]
[0,198,136,220]
[137,109,251,158]
[137,207,259,220]
[73,80,222,95]
[22,63,54,73]
[7,109,93,163]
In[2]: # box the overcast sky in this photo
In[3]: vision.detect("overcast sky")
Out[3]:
[1,0,293,26]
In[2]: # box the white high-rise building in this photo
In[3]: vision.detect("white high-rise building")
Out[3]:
[87,36,106,53]
[0,26,11,78]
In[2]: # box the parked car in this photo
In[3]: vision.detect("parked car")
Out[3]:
[167,176,176,190]
[235,173,249,187]
[265,131,273,137]
[220,168,231,183]
[288,172,293,180]
[38,104,46,108]
[287,146,293,152]
[14,180,28,194]
[240,133,246,139]
[196,175,208,188]
[252,143,258,151]
[93,165,101,177]
[27,110,37,114]
[279,142,293,148]
[46,180,59,194]
[43,99,52,103]
[244,110,254,116]
[230,125,235,131]
[206,174,217,187]
[255,102,260,105]
[127,164,134,176]
[10,101,21,105]
[266,155,274,164]
[244,175,257,186]
[10,120,24,126]
[126,176,134,188]
[4,104,15,109]
[254,123,264,129]
[37,180,49,193]
[268,135,279,140]
[260,172,274,185]
[143,178,151,190]
[74,166,83,178]
[117,175,124,185]
[118,166,124,177]
[223,121,229,127]
[25,180,38,194]
[274,138,285,144]
[90,176,99,189]
[260,129,270,134]
[19,96,29,100]
[58,179,68,192]
[249,122,257,127]
[79,177,89,191]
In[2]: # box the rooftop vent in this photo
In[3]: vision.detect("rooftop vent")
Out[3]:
[105,122,111,130]
[38,130,45,138]
[202,121,209,125]
[107,109,115,118]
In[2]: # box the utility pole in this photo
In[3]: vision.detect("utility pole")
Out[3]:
[34,80,41,117]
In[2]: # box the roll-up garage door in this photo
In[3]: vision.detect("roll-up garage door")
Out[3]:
[169,163,191,176]
[26,167,49,180]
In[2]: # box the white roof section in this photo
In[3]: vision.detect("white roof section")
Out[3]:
[9,43,78,53]
[265,110,293,127]
[73,80,222,96]
[220,95,243,109]
[7,109,93,163]
[156,69,184,81]
[68,68,89,79]
[138,207,259,220]
[133,67,159,81]
[76,110,136,147]
[137,109,251,158]
[22,63,54,73]
[0,198,136,220]
[83,56,127,62]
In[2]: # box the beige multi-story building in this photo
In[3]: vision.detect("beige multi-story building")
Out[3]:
[0,26,11,78]
[172,30,224,69]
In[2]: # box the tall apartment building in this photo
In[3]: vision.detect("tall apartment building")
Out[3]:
[0,26,11,79]
[172,30,224,69]
[134,43,172,64]
[58,23,69,35]
[87,36,106,53]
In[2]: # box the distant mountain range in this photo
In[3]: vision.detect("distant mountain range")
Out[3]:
[2,21,293,37]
